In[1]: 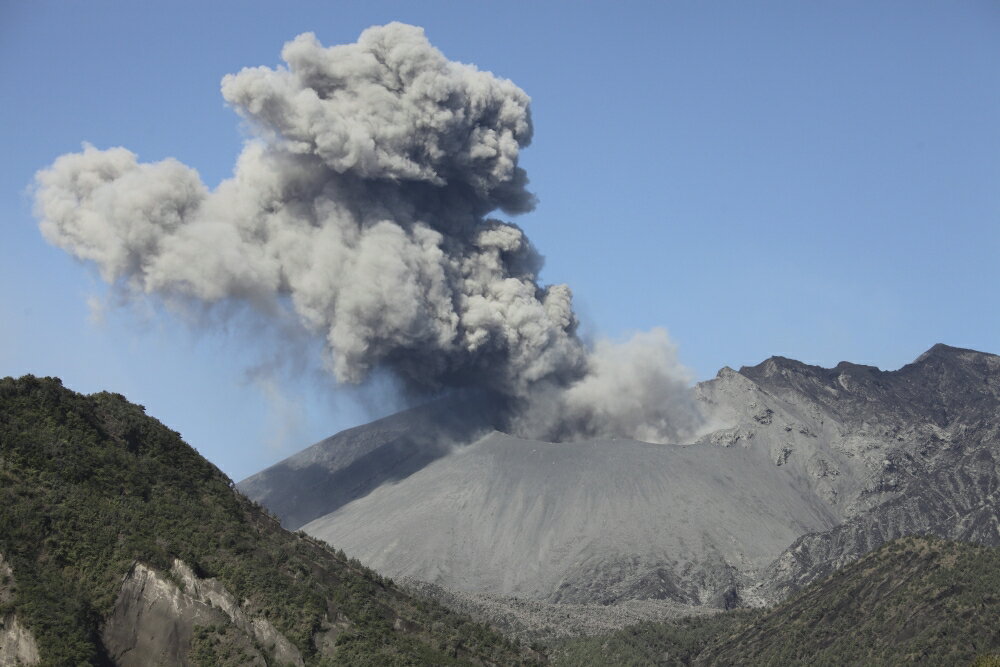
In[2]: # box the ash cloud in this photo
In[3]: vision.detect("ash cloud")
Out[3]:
[34,22,702,443]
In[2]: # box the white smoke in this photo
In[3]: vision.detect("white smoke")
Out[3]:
[34,23,702,443]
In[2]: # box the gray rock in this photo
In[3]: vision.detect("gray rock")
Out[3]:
[0,554,39,667]
[101,559,302,667]
[0,616,39,667]
[242,344,1000,615]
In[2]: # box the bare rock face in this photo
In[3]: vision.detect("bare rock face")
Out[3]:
[734,344,1000,603]
[242,344,1000,612]
[0,616,39,667]
[753,419,1000,603]
[102,562,231,667]
[0,554,40,667]
[101,560,302,667]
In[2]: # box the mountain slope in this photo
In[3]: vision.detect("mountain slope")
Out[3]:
[242,344,1000,609]
[738,343,1000,601]
[0,375,535,666]
[238,391,502,529]
[554,536,1000,666]
[302,431,838,604]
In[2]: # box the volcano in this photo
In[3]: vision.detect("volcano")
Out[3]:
[239,344,1000,612]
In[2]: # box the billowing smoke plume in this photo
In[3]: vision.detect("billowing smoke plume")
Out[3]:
[34,23,701,443]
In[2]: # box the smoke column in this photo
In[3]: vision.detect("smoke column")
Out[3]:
[34,23,701,443]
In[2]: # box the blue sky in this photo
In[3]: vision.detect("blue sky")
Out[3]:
[2,1,998,480]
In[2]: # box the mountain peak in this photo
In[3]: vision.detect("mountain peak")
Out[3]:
[737,355,824,379]
[911,342,991,365]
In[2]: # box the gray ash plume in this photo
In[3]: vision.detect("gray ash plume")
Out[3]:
[34,23,702,443]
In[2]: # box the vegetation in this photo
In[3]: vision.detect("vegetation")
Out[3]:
[554,535,1000,665]
[550,611,758,666]
[0,375,536,665]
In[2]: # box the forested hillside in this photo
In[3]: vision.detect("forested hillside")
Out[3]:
[0,375,535,666]
[554,535,1000,665]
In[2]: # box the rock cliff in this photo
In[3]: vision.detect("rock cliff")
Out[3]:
[102,559,302,666]
[0,555,39,666]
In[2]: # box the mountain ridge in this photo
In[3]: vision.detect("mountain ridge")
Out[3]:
[240,343,1000,615]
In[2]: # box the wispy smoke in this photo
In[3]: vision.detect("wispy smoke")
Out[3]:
[512,328,704,443]
[34,23,702,443]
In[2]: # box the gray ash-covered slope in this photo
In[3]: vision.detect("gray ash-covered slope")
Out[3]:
[303,432,839,605]
[238,391,503,529]
[241,344,1000,608]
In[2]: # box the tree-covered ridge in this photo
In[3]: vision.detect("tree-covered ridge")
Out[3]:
[554,535,1000,665]
[0,375,536,666]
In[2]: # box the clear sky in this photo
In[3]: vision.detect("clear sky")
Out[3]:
[2,1,998,480]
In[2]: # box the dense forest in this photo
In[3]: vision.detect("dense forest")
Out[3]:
[0,375,536,665]
[554,535,1000,665]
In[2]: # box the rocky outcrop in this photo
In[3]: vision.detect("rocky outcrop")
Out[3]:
[739,344,1000,602]
[755,427,1000,603]
[0,554,40,667]
[102,559,302,666]
[0,616,39,667]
